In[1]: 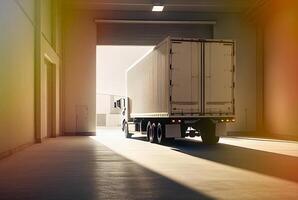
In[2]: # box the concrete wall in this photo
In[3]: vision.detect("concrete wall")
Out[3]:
[264,2,298,137]
[35,0,62,141]
[214,13,257,133]
[62,10,257,134]
[0,0,35,154]
[0,0,62,155]
[62,11,97,134]
[41,0,53,44]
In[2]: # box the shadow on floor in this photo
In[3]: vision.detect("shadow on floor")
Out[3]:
[0,137,212,200]
[132,136,298,183]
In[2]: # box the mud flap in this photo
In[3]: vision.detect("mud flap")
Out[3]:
[165,124,181,138]
[215,123,227,137]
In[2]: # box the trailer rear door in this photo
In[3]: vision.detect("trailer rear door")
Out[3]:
[170,41,201,115]
[204,42,235,114]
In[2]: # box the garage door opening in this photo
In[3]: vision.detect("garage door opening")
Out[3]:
[95,20,214,132]
[96,45,154,129]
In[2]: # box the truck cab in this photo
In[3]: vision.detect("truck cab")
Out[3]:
[114,98,127,131]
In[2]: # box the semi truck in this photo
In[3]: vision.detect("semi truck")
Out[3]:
[117,37,236,145]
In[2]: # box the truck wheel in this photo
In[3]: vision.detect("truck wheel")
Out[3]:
[124,122,132,138]
[146,122,151,141]
[200,122,219,145]
[149,123,157,143]
[157,123,165,144]
[180,124,188,138]
[194,119,219,145]
[201,133,219,145]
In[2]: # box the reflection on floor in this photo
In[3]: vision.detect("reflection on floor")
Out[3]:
[0,128,297,200]
[94,128,298,200]
[0,137,209,200]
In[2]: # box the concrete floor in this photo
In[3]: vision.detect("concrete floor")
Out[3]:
[0,128,297,200]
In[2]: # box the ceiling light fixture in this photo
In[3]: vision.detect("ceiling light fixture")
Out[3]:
[152,5,164,12]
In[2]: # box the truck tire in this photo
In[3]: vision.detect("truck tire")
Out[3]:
[201,133,219,145]
[146,122,151,141]
[200,121,219,145]
[180,124,188,138]
[193,119,219,145]
[149,123,157,143]
[124,122,132,138]
[157,123,165,144]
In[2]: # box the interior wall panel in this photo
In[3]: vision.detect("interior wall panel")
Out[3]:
[97,23,213,45]
[0,0,35,154]
[264,1,298,137]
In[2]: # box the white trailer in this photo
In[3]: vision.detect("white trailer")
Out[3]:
[121,37,236,144]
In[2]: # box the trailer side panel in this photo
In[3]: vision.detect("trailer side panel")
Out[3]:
[127,39,170,118]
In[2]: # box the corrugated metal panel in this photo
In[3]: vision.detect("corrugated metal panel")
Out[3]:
[97,23,213,45]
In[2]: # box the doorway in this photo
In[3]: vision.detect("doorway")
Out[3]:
[96,45,154,128]
[45,59,56,138]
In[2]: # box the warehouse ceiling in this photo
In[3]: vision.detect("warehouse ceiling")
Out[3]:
[63,0,256,12]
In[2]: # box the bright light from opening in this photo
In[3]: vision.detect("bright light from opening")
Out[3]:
[96,45,154,128]
[152,5,164,12]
